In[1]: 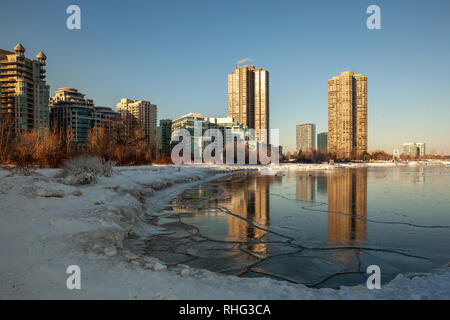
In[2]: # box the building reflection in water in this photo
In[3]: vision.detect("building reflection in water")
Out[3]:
[386,166,425,184]
[221,170,368,262]
[407,167,425,184]
[174,170,368,267]
[316,175,328,196]
[223,176,271,257]
[327,168,367,245]
[327,168,368,264]
[296,174,316,201]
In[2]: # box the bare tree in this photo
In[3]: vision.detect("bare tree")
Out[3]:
[0,114,15,164]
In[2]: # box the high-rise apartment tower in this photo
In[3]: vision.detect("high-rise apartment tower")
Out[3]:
[296,123,316,152]
[317,132,328,152]
[228,64,269,143]
[0,43,50,134]
[328,71,367,159]
[116,98,157,150]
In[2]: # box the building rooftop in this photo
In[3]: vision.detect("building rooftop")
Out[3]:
[14,42,25,52]
[0,49,14,57]
[36,51,46,60]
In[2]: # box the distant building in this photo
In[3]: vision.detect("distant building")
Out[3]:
[116,98,157,150]
[296,123,316,152]
[94,106,119,124]
[317,132,328,152]
[156,119,172,157]
[50,88,117,146]
[402,143,417,157]
[402,142,426,158]
[328,71,367,159]
[416,143,426,157]
[205,115,248,144]
[228,64,269,143]
[0,43,50,135]
[171,113,248,154]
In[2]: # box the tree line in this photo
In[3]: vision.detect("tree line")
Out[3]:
[0,115,171,167]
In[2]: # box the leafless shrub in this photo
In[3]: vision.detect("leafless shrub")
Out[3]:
[9,129,69,167]
[59,155,115,185]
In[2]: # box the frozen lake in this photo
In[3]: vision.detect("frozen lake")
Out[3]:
[133,166,450,288]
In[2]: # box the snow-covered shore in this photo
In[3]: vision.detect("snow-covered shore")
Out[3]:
[1,163,449,300]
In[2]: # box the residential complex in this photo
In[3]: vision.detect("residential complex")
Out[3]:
[296,123,316,152]
[416,143,426,157]
[171,112,248,154]
[0,42,438,161]
[228,64,269,143]
[402,142,426,158]
[328,71,367,159]
[156,119,172,157]
[116,98,157,150]
[49,88,117,146]
[317,132,328,152]
[0,43,50,134]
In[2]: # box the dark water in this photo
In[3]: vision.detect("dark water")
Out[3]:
[133,166,450,288]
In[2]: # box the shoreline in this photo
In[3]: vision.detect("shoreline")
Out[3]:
[1,164,449,299]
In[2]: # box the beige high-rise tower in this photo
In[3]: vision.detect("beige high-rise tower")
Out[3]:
[328,71,367,159]
[0,43,50,135]
[228,64,269,143]
[116,98,157,150]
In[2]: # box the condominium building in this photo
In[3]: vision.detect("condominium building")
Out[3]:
[402,142,426,158]
[116,98,157,149]
[0,43,50,134]
[50,88,118,145]
[328,71,367,159]
[228,64,269,143]
[416,143,426,157]
[171,113,248,154]
[205,116,248,144]
[317,132,328,152]
[296,123,316,152]
[156,119,172,157]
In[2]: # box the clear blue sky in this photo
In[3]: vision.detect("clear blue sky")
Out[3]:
[1,0,450,154]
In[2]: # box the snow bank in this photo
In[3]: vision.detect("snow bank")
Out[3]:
[0,164,449,300]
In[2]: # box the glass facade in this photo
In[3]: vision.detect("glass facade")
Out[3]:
[50,88,118,146]
[156,119,172,156]
[317,132,328,152]
[296,123,316,152]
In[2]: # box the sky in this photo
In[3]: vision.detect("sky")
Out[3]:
[1,0,450,154]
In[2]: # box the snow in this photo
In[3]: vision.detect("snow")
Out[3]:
[1,163,449,299]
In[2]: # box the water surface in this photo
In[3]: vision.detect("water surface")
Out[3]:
[133,166,450,288]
